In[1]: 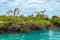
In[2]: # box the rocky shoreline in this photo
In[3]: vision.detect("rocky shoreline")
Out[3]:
[0,23,60,33]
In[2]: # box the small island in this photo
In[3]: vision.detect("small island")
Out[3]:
[0,8,60,33]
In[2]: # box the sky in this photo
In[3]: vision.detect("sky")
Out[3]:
[0,0,60,17]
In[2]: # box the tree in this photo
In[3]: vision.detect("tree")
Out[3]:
[14,8,20,16]
[7,8,20,16]
[51,16,60,25]
[52,16,59,19]
[40,10,46,14]
[7,10,13,15]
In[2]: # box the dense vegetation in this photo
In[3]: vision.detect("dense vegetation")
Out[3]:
[0,8,60,27]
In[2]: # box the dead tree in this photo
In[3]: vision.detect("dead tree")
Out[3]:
[14,8,20,16]
[40,10,46,13]
[7,8,20,16]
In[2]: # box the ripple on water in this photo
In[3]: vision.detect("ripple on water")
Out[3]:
[0,30,60,40]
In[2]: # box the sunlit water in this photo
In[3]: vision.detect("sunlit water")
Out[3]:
[0,30,60,40]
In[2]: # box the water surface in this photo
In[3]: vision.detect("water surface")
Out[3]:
[0,30,60,40]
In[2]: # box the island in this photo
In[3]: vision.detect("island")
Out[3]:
[0,8,60,33]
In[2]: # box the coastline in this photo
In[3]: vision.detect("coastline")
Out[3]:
[0,23,60,33]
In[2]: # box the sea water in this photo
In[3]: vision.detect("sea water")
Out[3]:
[0,30,60,40]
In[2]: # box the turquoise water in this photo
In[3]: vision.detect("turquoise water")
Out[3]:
[0,30,60,40]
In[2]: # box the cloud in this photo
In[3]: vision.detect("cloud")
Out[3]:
[21,0,60,11]
[0,0,60,11]
[0,0,60,16]
[25,0,45,4]
[0,0,8,3]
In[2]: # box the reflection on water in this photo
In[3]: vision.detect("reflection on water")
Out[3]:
[49,30,53,36]
[0,30,60,40]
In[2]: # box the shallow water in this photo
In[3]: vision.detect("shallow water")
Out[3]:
[0,30,60,40]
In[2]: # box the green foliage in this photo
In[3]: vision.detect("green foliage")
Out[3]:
[0,10,60,27]
[51,16,60,25]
